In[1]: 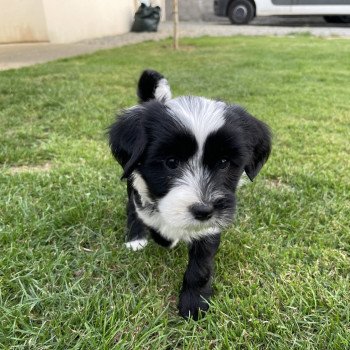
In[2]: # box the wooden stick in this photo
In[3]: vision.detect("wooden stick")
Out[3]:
[173,0,179,49]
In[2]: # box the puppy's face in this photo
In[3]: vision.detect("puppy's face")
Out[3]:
[110,95,271,233]
[133,97,244,231]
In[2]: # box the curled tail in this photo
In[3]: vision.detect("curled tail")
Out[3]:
[137,69,172,103]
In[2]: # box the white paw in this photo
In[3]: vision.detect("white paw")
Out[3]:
[170,239,179,249]
[125,239,148,251]
[238,172,250,188]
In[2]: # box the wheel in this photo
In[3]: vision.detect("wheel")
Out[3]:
[324,15,350,24]
[228,0,255,25]
[337,16,350,23]
[324,16,342,23]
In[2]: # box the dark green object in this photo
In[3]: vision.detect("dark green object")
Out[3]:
[131,3,161,32]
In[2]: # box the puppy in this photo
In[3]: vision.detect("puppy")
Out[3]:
[109,70,271,320]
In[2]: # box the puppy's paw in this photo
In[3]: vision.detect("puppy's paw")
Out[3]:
[169,239,179,249]
[125,239,148,251]
[237,171,250,188]
[178,290,210,321]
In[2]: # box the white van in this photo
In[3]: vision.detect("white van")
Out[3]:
[214,0,350,24]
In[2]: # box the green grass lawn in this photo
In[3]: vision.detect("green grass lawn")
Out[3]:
[1,35,350,349]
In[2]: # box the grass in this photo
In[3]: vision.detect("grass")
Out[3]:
[0,35,349,349]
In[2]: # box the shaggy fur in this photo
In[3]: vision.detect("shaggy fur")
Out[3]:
[109,69,271,320]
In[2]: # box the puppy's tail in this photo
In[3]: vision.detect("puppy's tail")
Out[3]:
[137,69,172,103]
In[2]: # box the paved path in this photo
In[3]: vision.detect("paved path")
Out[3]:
[1,20,349,71]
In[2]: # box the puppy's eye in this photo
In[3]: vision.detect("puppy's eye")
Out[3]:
[165,158,179,169]
[217,158,229,169]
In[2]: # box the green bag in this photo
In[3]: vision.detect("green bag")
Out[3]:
[131,3,161,32]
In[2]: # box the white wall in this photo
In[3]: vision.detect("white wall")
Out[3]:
[42,0,135,43]
[0,0,165,44]
[0,0,48,43]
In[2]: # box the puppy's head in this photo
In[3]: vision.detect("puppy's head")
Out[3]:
[109,70,271,232]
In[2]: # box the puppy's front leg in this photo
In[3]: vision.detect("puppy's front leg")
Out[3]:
[124,184,148,251]
[178,234,221,320]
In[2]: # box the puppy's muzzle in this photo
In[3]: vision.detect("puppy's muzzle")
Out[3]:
[190,203,214,221]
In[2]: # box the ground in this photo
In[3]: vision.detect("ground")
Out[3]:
[1,19,350,71]
[0,35,350,349]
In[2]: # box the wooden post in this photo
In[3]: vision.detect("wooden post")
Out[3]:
[173,0,179,50]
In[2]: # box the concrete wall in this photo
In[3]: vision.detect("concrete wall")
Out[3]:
[0,0,49,43]
[42,0,135,43]
[165,0,215,21]
[0,0,165,44]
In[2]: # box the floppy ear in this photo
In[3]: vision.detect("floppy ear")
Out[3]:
[228,105,272,181]
[108,107,146,179]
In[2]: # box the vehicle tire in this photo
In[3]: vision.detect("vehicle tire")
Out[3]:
[324,15,350,24]
[228,0,255,25]
[337,15,350,23]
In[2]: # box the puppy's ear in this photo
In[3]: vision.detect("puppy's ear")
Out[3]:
[228,106,272,181]
[109,107,146,179]
[137,69,172,103]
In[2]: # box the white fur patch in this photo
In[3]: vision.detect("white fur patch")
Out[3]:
[135,203,221,242]
[166,97,226,155]
[132,171,153,206]
[131,171,217,242]
[155,78,172,102]
[238,171,250,188]
[170,239,179,248]
[135,186,221,242]
[158,183,200,228]
[125,239,148,251]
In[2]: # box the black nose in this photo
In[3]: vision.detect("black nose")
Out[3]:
[190,203,214,221]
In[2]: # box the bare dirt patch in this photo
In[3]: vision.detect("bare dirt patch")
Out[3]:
[264,178,295,192]
[7,162,52,174]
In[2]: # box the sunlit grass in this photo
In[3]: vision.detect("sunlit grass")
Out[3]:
[1,36,349,349]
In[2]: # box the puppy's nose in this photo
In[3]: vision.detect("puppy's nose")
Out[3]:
[190,203,214,221]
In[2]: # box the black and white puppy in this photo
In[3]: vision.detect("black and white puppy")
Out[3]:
[109,70,271,320]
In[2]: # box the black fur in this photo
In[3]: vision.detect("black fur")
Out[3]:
[108,70,272,320]
[126,181,149,242]
[179,235,221,320]
[137,69,166,103]
[225,105,272,181]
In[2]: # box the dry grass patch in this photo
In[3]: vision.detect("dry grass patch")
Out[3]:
[263,178,295,192]
[7,162,52,174]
